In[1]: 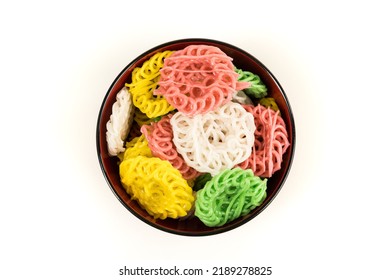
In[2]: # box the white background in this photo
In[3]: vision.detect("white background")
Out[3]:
[1,0,389,279]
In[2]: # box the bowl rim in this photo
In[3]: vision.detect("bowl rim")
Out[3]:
[96,38,296,236]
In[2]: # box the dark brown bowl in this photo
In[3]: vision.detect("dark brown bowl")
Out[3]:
[96,38,295,236]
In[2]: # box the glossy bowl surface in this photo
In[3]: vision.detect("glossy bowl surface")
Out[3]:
[96,38,295,236]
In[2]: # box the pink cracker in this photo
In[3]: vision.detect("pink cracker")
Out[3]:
[237,104,290,177]
[141,115,201,180]
[155,45,250,116]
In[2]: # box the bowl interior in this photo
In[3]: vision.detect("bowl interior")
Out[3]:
[96,38,295,236]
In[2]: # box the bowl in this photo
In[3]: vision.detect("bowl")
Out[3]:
[96,38,295,236]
